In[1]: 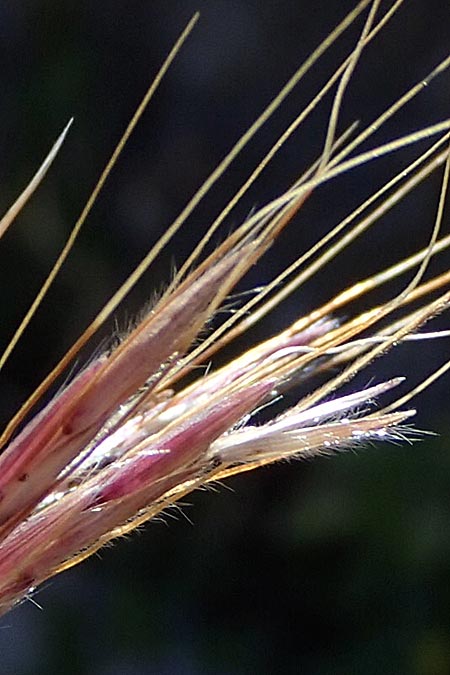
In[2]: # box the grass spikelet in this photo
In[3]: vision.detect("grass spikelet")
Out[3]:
[0,0,449,625]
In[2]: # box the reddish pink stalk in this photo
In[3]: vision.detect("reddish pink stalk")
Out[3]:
[0,243,257,539]
[0,379,272,612]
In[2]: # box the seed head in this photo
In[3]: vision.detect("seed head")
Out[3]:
[0,0,449,616]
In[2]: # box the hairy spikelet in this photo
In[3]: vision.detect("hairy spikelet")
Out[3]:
[0,0,449,617]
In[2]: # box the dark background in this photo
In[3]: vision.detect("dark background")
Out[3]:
[0,1,449,673]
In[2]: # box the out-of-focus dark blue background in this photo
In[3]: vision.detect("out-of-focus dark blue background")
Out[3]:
[0,1,449,673]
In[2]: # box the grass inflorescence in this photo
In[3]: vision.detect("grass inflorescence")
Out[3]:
[0,0,449,618]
